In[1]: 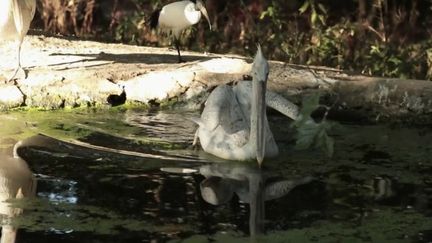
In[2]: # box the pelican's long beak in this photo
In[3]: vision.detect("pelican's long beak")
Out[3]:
[256,79,266,166]
[197,1,212,30]
[253,44,268,167]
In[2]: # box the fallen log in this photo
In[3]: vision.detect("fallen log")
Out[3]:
[0,34,431,124]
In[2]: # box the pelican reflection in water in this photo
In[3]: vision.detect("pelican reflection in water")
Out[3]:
[198,163,313,236]
[192,45,299,165]
[0,140,37,243]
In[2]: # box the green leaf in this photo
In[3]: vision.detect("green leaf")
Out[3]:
[295,120,320,150]
[299,0,310,14]
[295,119,335,157]
[311,11,318,25]
[301,93,320,117]
[317,3,327,14]
[260,6,273,19]
[388,56,401,65]
[318,14,326,25]
[292,92,336,157]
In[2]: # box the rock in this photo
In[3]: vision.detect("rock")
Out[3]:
[0,35,250,109]
[0,85,23,110]
[1,34,432,124]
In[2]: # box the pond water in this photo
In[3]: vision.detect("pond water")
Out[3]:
[0,109,431,243]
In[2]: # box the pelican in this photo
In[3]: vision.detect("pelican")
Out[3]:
[150,0,212,63]
[0,0,37,82]
[192,45,299,165]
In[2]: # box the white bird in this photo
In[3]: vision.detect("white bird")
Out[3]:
[0,140,37,243]
[0,0,37,82]
[192,45,299,166]
[0,141,37,213]
[150,0,212,63]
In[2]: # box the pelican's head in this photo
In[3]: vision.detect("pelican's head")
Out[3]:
[251,44,269,166]
[194,0,212,31]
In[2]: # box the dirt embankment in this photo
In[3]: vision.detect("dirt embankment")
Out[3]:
[1,34,432,124]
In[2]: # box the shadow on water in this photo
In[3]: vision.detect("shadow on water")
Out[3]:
[0,110,431,242]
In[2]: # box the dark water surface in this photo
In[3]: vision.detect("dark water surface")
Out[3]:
[0,109,431,243]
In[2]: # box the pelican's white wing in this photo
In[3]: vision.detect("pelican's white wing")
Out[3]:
[195,85,250,155]
[201,85,249,136]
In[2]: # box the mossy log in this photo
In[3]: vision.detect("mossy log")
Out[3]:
[1,34,431,124]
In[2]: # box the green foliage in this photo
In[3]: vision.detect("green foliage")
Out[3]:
[113,14,142,44]
[304,27,342,66]
[292,93,335,158]
[257,0,431,79]
[361,41,430,79]
[33,0,432,80]
[427,48,432,80]
[298,0,327,27]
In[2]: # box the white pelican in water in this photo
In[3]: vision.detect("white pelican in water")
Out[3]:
[192,45,299,165]
[0,0,37,82]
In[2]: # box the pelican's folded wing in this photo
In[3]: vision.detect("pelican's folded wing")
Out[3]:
[201,84,248,133]
[266,90,299,120]
[233,81,299,120]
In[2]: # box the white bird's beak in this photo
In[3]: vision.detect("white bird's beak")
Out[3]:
[196,1,212,30]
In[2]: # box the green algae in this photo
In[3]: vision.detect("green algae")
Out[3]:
[8,198,193,235]
[1,109,431,242]
[176,209,432,243]
[0,108,183,151]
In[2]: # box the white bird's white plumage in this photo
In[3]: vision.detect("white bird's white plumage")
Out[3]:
[0,141,37,209]
[0,140,37,243]
[158,1,202,38]
[0,0,37,81]
[193,46,299,165]
[151,0,211,62]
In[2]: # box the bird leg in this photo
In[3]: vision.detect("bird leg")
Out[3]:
[174,38,184,63]
[6,41,26,83]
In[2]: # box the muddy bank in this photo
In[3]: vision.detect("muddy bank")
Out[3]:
[1,34,432,124]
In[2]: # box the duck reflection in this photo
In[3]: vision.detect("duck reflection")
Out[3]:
[0,140,37,243]
[198,163,313,236]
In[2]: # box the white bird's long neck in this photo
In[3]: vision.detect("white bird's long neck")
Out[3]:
[13,141,23,159]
